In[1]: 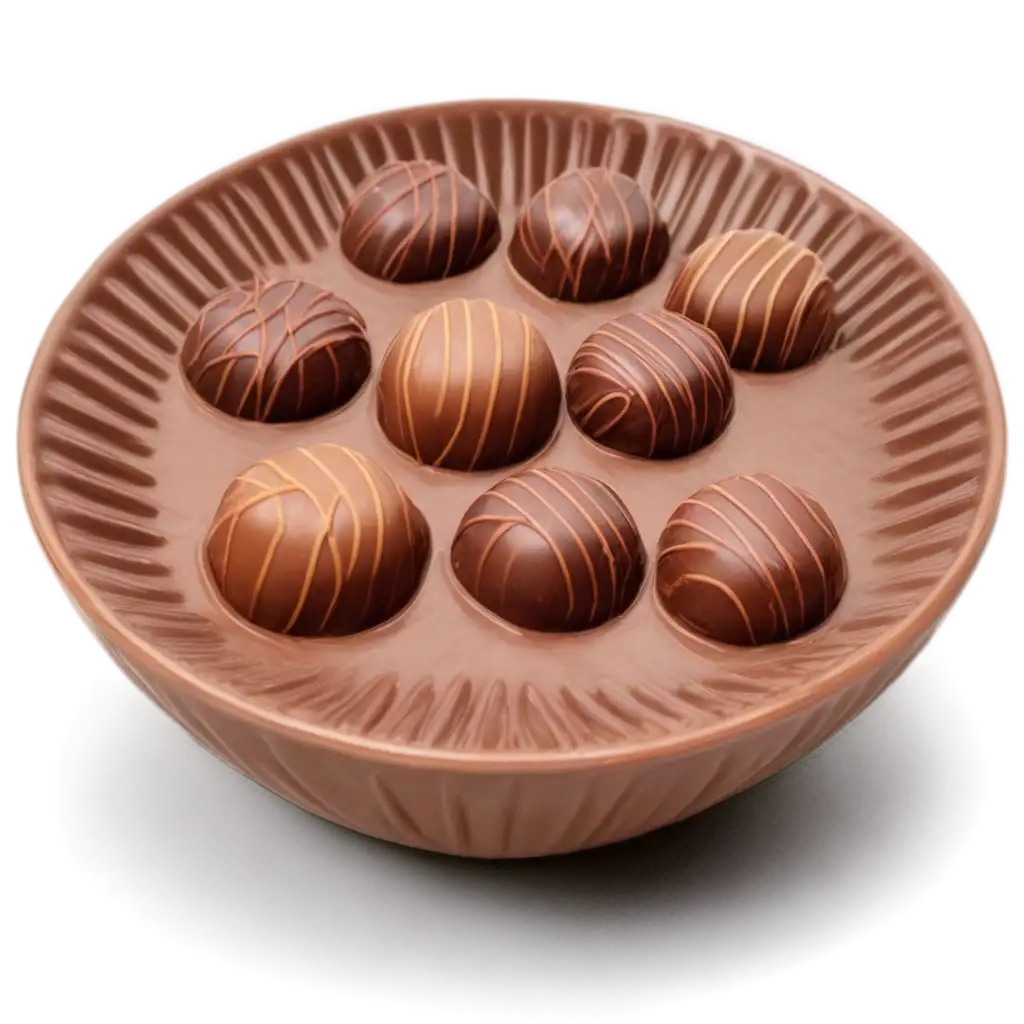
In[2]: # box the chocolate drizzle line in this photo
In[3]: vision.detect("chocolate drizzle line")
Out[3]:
[341,159,500,283]
[452,467,645,633]
[205,444,430,634]
[509,168,670,302]
[377,299,561,472]
[182,278,370,422]
[567,311,734,458]
[665,229,835,371]
[656,473,847,645]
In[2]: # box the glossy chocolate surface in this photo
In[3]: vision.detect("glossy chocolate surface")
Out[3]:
[181,278,371,421]
[656,473,847,645]
[206,444,429,636]
[508,168,669,302]
[665,228,836,371]
[566,311,735,459]
[377,299,561,471]
[451,467,645,633]
[18,101,1003,859]
[340,159,500,283]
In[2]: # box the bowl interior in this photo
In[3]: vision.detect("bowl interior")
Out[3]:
[19,100,1005,760]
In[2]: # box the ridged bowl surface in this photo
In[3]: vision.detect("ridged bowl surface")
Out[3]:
[18,100,1005,857]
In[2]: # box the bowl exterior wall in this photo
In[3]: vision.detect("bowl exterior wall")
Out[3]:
[85,609,932,858]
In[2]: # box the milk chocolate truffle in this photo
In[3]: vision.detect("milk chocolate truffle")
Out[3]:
[340,160,500,282]
[377,299,562,472]
[656,473,846,646]
[508,168,670,302]
[567,311,735,459]
[181,278,370,422]
[206,444,430,636]
[664,229,837,371]
[451,467,645,633]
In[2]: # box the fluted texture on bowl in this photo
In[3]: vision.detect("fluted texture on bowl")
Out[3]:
[20,102,1003,856]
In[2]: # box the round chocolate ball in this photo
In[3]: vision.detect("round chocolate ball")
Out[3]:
[340,160,500,282]
[181,278,371,422]
[664,228,837,371]
[566,311,735,459]
[656,473,847,645]
[206,444,430,636]
[508,167,670,302]
[377,299,562,472]
[451,467,645,633]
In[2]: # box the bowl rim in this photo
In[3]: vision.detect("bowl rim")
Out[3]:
[17,98,1008,772]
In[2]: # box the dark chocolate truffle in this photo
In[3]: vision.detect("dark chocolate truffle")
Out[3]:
[664,228,836,371]
[508,167,670,302]
[377,299,562,472]
[206,444,430,636]
[340,160,500,282]
[451,467,645,633]
[181,278,370,422]
[566,311,735,459]
[656,473,846,645]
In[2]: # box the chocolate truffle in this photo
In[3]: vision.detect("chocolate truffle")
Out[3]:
[181,278,371,422]
[377,299,562,472]
[508,168,670,302]
[656,473,846,645]
[340,160,500,282]
[451,467,645,633]
[664,228,836,371]
[206,444,430,636]
[566,311,735,459]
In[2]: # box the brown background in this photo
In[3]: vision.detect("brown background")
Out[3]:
[0,9,1019,1024]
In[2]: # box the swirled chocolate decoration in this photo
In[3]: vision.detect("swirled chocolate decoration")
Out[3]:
[656,473,847,645]
[377,299,562,472]
[181,278,371,422]
[664,228,836,371]
[508,168,670,302]
[340,160,500,282]
[566,311,735,459]
[451,467,645,633]
[206,444,430,636]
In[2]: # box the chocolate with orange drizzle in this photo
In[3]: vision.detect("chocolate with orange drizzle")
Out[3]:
[664,229,836,371]
[656,473,847,645]
[451,467,646,633]
[508,168,669,302]
[376,298,562,471]
[566,311,734,458]
[340,160,500,283]
[181,278,371,422]
[205,443,430,636]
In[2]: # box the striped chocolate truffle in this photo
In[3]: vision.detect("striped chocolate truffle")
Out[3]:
[340,160,500,282]
[451,467,645,633]
[206,444,430,637]
[656,473,847,646]
[508,168,670,302]
[664,229,837,371]
[181,278,371,422]
[567,311,735,459]
[376,299,562,472]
